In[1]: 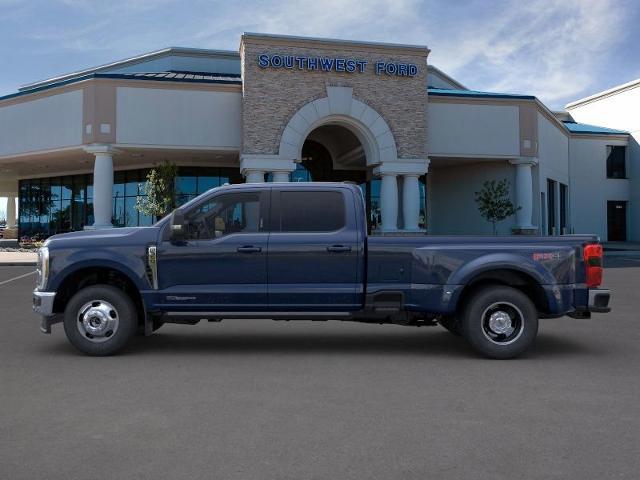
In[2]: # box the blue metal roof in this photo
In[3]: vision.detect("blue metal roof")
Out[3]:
[0,71,242,102]
[118,71,241,82]
[562,121,628,135]
[428,87,536,100]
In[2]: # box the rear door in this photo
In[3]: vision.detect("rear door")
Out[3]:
[267,187,361,311]
[607,201,627,241]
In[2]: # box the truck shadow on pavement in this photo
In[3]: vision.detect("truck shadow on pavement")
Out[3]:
[78,328,600,359]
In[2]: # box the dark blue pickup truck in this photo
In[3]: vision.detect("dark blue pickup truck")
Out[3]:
[33,182,611,358]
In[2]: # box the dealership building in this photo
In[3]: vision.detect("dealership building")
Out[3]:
[0,33,636,241]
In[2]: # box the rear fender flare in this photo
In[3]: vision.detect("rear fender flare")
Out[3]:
[447,253,555,309]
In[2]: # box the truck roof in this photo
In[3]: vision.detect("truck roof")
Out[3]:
[217,181,361,191]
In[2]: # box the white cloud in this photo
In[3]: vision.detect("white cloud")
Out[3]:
[5,0,635,108]
[423,0,630,107]
[186,0,632,107]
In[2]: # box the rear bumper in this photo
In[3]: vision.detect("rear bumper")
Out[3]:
[588,288,611,313]
[568,288,611,318]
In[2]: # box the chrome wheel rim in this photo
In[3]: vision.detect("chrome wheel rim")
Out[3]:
[77,300,119,343]
[481,302,524,345]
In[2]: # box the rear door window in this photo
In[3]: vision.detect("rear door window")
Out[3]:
[279,191,345,232]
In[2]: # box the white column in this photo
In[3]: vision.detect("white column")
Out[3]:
[244,170,265,183]
[402,174,421,231]
[85,145,117,229]
[6,195,16,229]
[271,171,290,182]
[241,154,295,184]
[380,173,399,232]
[509,158,538,230]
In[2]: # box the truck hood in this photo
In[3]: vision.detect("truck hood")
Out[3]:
[44,226,160,249]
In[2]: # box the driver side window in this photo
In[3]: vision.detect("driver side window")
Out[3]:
[184,192,262,240]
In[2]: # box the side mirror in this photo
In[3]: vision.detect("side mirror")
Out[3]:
[170,210,186,243]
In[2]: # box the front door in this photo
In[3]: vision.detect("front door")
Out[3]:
[155,189,270,311]
[267,187,362,311]
[607,201,627,241]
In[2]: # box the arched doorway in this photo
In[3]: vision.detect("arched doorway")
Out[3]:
[269,86,428,232]
[285,123,426,232]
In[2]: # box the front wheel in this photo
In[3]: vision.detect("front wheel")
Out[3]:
[460,285,538,359]
[63,285,138,356]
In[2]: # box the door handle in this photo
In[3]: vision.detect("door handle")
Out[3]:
[237,246,262,253]
[327,245,352,253]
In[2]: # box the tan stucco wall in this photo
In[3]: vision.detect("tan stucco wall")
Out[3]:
[240,35,429,159]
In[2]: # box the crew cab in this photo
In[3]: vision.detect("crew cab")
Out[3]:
[33,182,611,358]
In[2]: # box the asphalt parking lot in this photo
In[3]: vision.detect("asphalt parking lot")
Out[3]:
[1,259,640,480]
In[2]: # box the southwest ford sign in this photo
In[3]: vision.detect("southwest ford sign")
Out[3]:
[257,54,418,77]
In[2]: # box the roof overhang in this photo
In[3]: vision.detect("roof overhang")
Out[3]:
[19,47,240,93]
[1,72,241,105]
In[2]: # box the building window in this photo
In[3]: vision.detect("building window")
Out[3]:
[18,166,243,239]
[559,183,568,234]
[540,192,547,235]
[547,179,556,235]
[606,146,626,179]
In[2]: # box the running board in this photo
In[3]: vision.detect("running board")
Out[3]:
[162,311,354,322]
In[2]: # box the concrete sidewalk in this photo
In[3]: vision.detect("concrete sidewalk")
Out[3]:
[0,251,37,266]
[603,242,640,257]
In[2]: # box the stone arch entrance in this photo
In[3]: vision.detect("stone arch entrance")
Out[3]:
[279,86,404,232]
[241,86,429,232]
[278,86,397,167]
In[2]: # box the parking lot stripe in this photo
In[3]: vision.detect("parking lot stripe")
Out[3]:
[0,270,36,286]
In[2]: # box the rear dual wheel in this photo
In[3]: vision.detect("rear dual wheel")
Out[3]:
[459,285,538,359]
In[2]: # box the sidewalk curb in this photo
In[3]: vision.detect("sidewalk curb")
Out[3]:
[605,251,640,257]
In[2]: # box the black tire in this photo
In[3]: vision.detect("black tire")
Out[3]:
[63,285,138,356]
[460,285,538,359]
[439,316,461,336]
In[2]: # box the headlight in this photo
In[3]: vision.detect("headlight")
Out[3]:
[36,247,49,290]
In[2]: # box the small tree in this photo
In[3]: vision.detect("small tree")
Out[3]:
[474,179,520,235]
[136,160,178,220]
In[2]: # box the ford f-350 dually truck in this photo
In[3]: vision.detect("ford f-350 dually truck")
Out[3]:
[33,182,611,358]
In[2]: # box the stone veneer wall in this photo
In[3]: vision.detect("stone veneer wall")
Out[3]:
[240,36,429,160]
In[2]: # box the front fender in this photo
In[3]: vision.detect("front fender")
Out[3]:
[48,248,149,292]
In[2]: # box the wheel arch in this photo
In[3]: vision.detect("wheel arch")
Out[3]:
[52,265,146,328]
[455,268,549,315]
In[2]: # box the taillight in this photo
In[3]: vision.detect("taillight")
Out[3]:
[583,243,603,288]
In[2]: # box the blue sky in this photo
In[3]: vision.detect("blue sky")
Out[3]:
[1,0,639,108]
[1,0,639,217]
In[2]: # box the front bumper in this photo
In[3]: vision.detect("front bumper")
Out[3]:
[33,290,56,315]
[588,288,611,313]
[33,291,61,334]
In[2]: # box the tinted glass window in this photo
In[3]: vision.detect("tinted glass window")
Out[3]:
[606,146,626,179]
[280,191,344,232]
[184,192,262,240]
